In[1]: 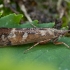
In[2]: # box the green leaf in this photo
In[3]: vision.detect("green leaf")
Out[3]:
[18,20,38,28]
[18,20,55,28]
[0,14,70,70]
[0,37,70,70]
[0,13,54,28]
[0,13,23,28]
[0,12,3,17]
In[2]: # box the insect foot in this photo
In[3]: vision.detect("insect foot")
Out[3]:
[53,42,70,48]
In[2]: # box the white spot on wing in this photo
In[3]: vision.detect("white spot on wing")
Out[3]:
[1,35,5,41]
[40,30,46,36]
[12,34,16,38]
[11,28,16,33]
[47,29,53,35]
[22,32,28,41]
[8,28,16,38]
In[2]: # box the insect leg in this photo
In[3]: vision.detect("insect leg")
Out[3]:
[53,41,70,48]
[24,42,40,53]
[24,39,51,53]
[52,36,70,48]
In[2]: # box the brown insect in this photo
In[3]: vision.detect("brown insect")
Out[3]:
[0,28,70,53]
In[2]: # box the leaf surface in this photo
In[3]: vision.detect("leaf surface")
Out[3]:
[0,14,70,70]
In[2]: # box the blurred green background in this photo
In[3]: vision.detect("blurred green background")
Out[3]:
[0,0,70,69]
